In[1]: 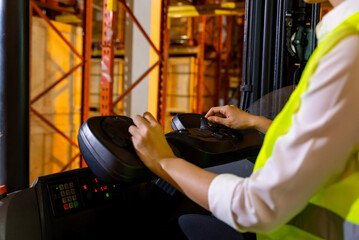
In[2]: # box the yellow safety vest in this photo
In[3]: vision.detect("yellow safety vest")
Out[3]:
[253,12,359,240]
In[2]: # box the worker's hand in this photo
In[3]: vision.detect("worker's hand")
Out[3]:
[129,112,176,174]
[205,105,256,130]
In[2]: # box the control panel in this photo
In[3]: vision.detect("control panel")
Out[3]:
[47,174,122,217]
[48,180,80,216]
[0,168,132,240]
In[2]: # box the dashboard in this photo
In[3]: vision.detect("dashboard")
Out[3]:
[0,168,154,240]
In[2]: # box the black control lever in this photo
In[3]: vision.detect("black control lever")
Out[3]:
[199,117,212,131]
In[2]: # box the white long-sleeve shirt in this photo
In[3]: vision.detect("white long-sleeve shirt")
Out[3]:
[208,0,359,233]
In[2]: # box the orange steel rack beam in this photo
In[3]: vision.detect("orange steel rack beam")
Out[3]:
[113,61,160,107]
[168,1,243,114]
[29,0,92,171]
[215,16,224,107]
[80,0,93,167]
[196,16,206,114]
[100,0,166,129]
[113,0,163,117]
[223,15,232,105]
[32,1,77,14]
[81,0,93,126]
[157,0,170,127]
[100,0,116,115]
[99,0,244,129]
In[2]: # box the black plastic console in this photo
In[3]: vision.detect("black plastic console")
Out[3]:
[0,168,148,240]
[78,114,263,184]
[166,113,262,168]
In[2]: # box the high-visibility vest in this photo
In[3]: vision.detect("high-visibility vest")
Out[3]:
[253,12,359,240]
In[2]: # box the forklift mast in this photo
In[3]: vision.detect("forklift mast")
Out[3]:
[240,0,320,111]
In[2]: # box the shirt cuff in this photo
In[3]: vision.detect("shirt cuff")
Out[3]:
[208,173,244,229]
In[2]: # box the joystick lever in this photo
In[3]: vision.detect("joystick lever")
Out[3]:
[199,117,241,140]
[199,117,213,131]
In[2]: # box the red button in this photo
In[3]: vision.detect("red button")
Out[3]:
[64,203,69,210]
[0,185,7,195]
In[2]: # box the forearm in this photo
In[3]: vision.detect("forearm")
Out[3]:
[250,115,272,134]
[156,157,218,210]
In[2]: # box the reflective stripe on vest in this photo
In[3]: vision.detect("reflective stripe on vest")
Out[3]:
[253,12,359,240]
[288,203,359,240]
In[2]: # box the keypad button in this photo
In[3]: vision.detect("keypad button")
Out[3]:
[59,184,64,191]
[60,191,65,197]
[67,196,72,202]
[69,202,74,209]
[64,183,69,189]
[71,189,75,195]
[63,204,69,210]
[73,201,78,207]
[62,197,67,204]
[72,195,77,201]
[69,182,74,188]
[66,190,70,196]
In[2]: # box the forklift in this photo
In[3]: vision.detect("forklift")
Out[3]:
[0,0,322,239]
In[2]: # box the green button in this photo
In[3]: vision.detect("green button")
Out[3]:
[73,201,78,207]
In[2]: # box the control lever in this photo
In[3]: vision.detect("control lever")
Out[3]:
[199,117,212,131]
